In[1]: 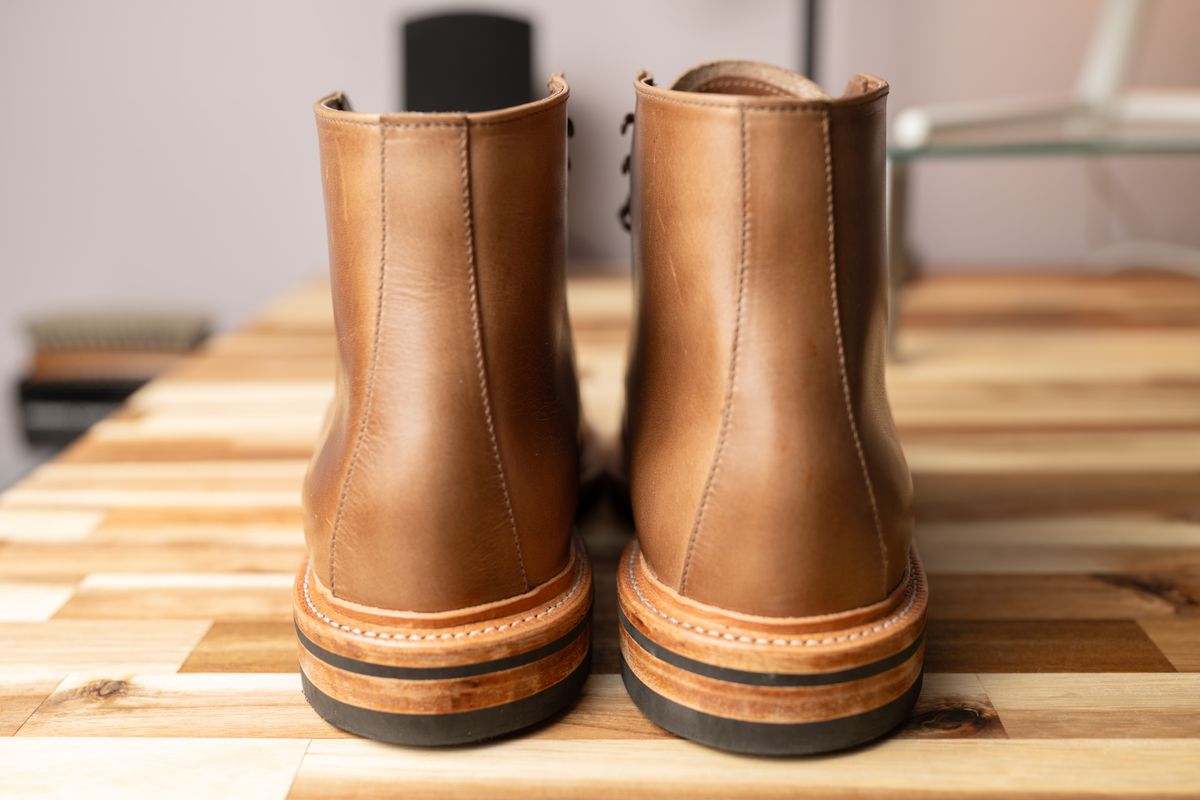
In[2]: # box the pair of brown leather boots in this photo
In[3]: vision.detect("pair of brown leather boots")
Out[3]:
[294,60,927,756]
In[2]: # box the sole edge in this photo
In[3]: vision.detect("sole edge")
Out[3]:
[620,656,923,756]
[302,652,591,746]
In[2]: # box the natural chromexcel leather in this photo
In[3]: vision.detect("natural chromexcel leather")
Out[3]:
[303,77,580,613]
[625,61,914,618]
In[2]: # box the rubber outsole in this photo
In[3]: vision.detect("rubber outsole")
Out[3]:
[616,542,928,755]
[621,657,923,756]
[302,651,591,746]
[294,537,593,746]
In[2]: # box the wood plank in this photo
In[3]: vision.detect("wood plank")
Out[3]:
[0,675,63,736]
[979,673,1200,738]
[929,574,1198,619]
[897,271,1200,328]
[917,515,1200,573]
[0,580,76,621]
[905,431,1200,474]
[0,621,210,674]
[914,473,1200,518]
[890,380,1200,431]
[924,620,1176,673]
[23,460,308,490]
[56,438,315,463]
[0,508,104,542]
[0,737,308,799]
[179,621,299,673]
[91,505,303,544]
[16,673,342,739]
[54,573,293,620]
[289,738,1200,799]
[1,486,301,509]
[1139,620,1200,672]
[0,542,300,580]
[891,329,1200,382]
[901,673,1006,739]
[132,381,333,409]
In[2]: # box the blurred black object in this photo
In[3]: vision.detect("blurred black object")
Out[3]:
[803,0,820,83]
[17,311,209,446]
[403,12,533,113]
[18,379,145,446]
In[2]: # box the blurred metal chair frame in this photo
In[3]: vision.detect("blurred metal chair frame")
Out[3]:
[887,0,1200,344]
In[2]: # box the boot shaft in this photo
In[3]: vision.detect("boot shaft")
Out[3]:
[304,79,579,612]
[626,62,913,617]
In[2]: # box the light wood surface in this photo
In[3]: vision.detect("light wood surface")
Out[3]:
[2,271,1199,798]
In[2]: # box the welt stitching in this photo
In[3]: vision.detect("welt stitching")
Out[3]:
[820,110,889,596]
[458,122,528,591]
[678,105,750,595]
[325,124,389,593]
[302,541,584,640]
[630,543,920,646]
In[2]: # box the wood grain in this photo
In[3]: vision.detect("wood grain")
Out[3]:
[2,272,1199,797]
[288,738,1200,800]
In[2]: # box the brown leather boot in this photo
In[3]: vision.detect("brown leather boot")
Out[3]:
[617,61,927,755]
[294,76,592,745]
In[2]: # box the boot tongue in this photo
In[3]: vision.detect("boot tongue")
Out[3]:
[671,61,830,101]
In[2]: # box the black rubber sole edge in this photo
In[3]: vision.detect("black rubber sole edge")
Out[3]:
[302,651,591,746]
[620,655,924,756]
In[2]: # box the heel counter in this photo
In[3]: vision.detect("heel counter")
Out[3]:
[652,99,897,617]
[306,89,575,614]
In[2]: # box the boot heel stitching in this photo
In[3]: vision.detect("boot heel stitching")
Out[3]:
[301,542,585,641]
[679,104,751,594]
[458,123,528,592]
[326,121,391,592]
[820,109,889,597]
[629,543,919,647]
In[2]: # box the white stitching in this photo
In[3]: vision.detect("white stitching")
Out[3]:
[820,109,889,597]
[628,543,919,647]
[301,542,584,640]
[458,122,527,590]
[325,122,389,592]
[678,105,750,594]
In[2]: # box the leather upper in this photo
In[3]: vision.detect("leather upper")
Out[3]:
[625,61,913,618]
[303,78,579,613]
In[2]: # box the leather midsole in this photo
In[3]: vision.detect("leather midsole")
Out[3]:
[617,541,928,676]
[294,535,593,670]
[618,604,924,687]
[301,625,589,716]
[296,613,590,681]
[620,624,923,724]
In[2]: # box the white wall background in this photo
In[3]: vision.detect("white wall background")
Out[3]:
[2,0,1198,483]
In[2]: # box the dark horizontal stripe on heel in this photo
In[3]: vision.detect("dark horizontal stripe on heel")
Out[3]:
[620,657,924,756]
[303,653,591,746]
[618,605,924,687]
[296,612,591,680]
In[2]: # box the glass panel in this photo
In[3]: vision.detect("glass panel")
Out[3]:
[889,112,1200,160]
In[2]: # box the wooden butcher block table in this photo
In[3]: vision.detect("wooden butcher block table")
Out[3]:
[2,271,1199,798]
